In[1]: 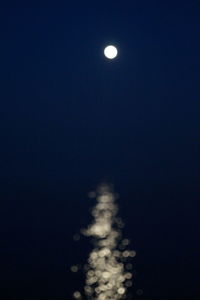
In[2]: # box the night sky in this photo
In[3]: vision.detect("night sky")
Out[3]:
[1,1,200,299]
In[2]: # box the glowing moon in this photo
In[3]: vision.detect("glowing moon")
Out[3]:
[104,45,118,59]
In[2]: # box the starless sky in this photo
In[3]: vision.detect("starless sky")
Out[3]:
[0,1,200,300]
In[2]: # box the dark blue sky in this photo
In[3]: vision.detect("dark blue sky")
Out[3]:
[0,1,200,299]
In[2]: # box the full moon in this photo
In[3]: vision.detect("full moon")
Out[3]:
[104,45,118,59]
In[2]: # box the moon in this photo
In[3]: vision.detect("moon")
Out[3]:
[104,45,118,59]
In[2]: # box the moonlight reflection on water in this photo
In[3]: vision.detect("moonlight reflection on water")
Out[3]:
[72,184,135,300]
